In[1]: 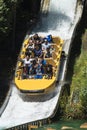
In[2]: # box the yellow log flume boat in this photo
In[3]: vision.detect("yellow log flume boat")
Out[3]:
[15,34,64,94]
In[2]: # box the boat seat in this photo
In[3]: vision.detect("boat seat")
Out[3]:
[60,39,64,44]
[46,58,57,67]
[53,37,60,44]
[20,54,25,59]
[52,52,58,60]
[24,38,29,45]
[57,53,61,61]
[21,51,25,55]
[16,71,22,79]
[58,46,63,53]
[17,62,21,67]
[51,44,59,52]
[22,47,26,52]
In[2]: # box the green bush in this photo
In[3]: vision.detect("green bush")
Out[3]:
[64,49,87,119]
[0,0,18,42]
[80,86,87,114]
[64,103,83,119]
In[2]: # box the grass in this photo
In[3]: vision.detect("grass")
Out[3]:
[37,120,87,130]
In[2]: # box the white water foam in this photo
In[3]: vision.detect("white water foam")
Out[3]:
[32,0,77,39]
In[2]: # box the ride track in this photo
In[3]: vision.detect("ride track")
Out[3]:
[0,0,84,129]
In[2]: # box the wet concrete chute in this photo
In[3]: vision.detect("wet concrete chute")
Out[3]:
[0,0,84,129]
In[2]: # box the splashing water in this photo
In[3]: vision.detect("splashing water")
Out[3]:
[32,0,77,39]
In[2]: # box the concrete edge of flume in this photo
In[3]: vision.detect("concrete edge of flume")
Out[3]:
[0,82,13,117]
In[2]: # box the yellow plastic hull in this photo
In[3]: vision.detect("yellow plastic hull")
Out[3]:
[15,77,56,93]
[15,36,64,94]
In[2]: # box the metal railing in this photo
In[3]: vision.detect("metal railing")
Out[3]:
[6,118,51,130]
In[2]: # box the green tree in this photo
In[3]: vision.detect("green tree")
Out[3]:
[64,52,87,119]
[80,86,87,114]
[0,0,18,42]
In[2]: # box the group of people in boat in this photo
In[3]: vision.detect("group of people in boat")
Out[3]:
[25,33,54,58]
[19,33,55,79]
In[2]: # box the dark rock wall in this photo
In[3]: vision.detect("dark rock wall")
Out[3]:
[21,0,41,14]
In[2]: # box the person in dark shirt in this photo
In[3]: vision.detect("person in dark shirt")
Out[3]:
[46,63,53,79]
[22,65,28,79]
[32,34,43,42]
[45,47,52,58]
[33,34,41,41]
[34,45,42,57]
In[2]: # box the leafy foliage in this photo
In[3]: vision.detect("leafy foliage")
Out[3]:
[0,0,18,41]
[64,51,87,119]
[80,86,87,114]
[82,29,87,51]
[72,52,87,89]
[0,1,10,33]
[64,103,83,119]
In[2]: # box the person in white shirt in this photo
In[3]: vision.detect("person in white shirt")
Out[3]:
[27,40,34,50]
[22,55,33,66]
[42,39,51,51]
